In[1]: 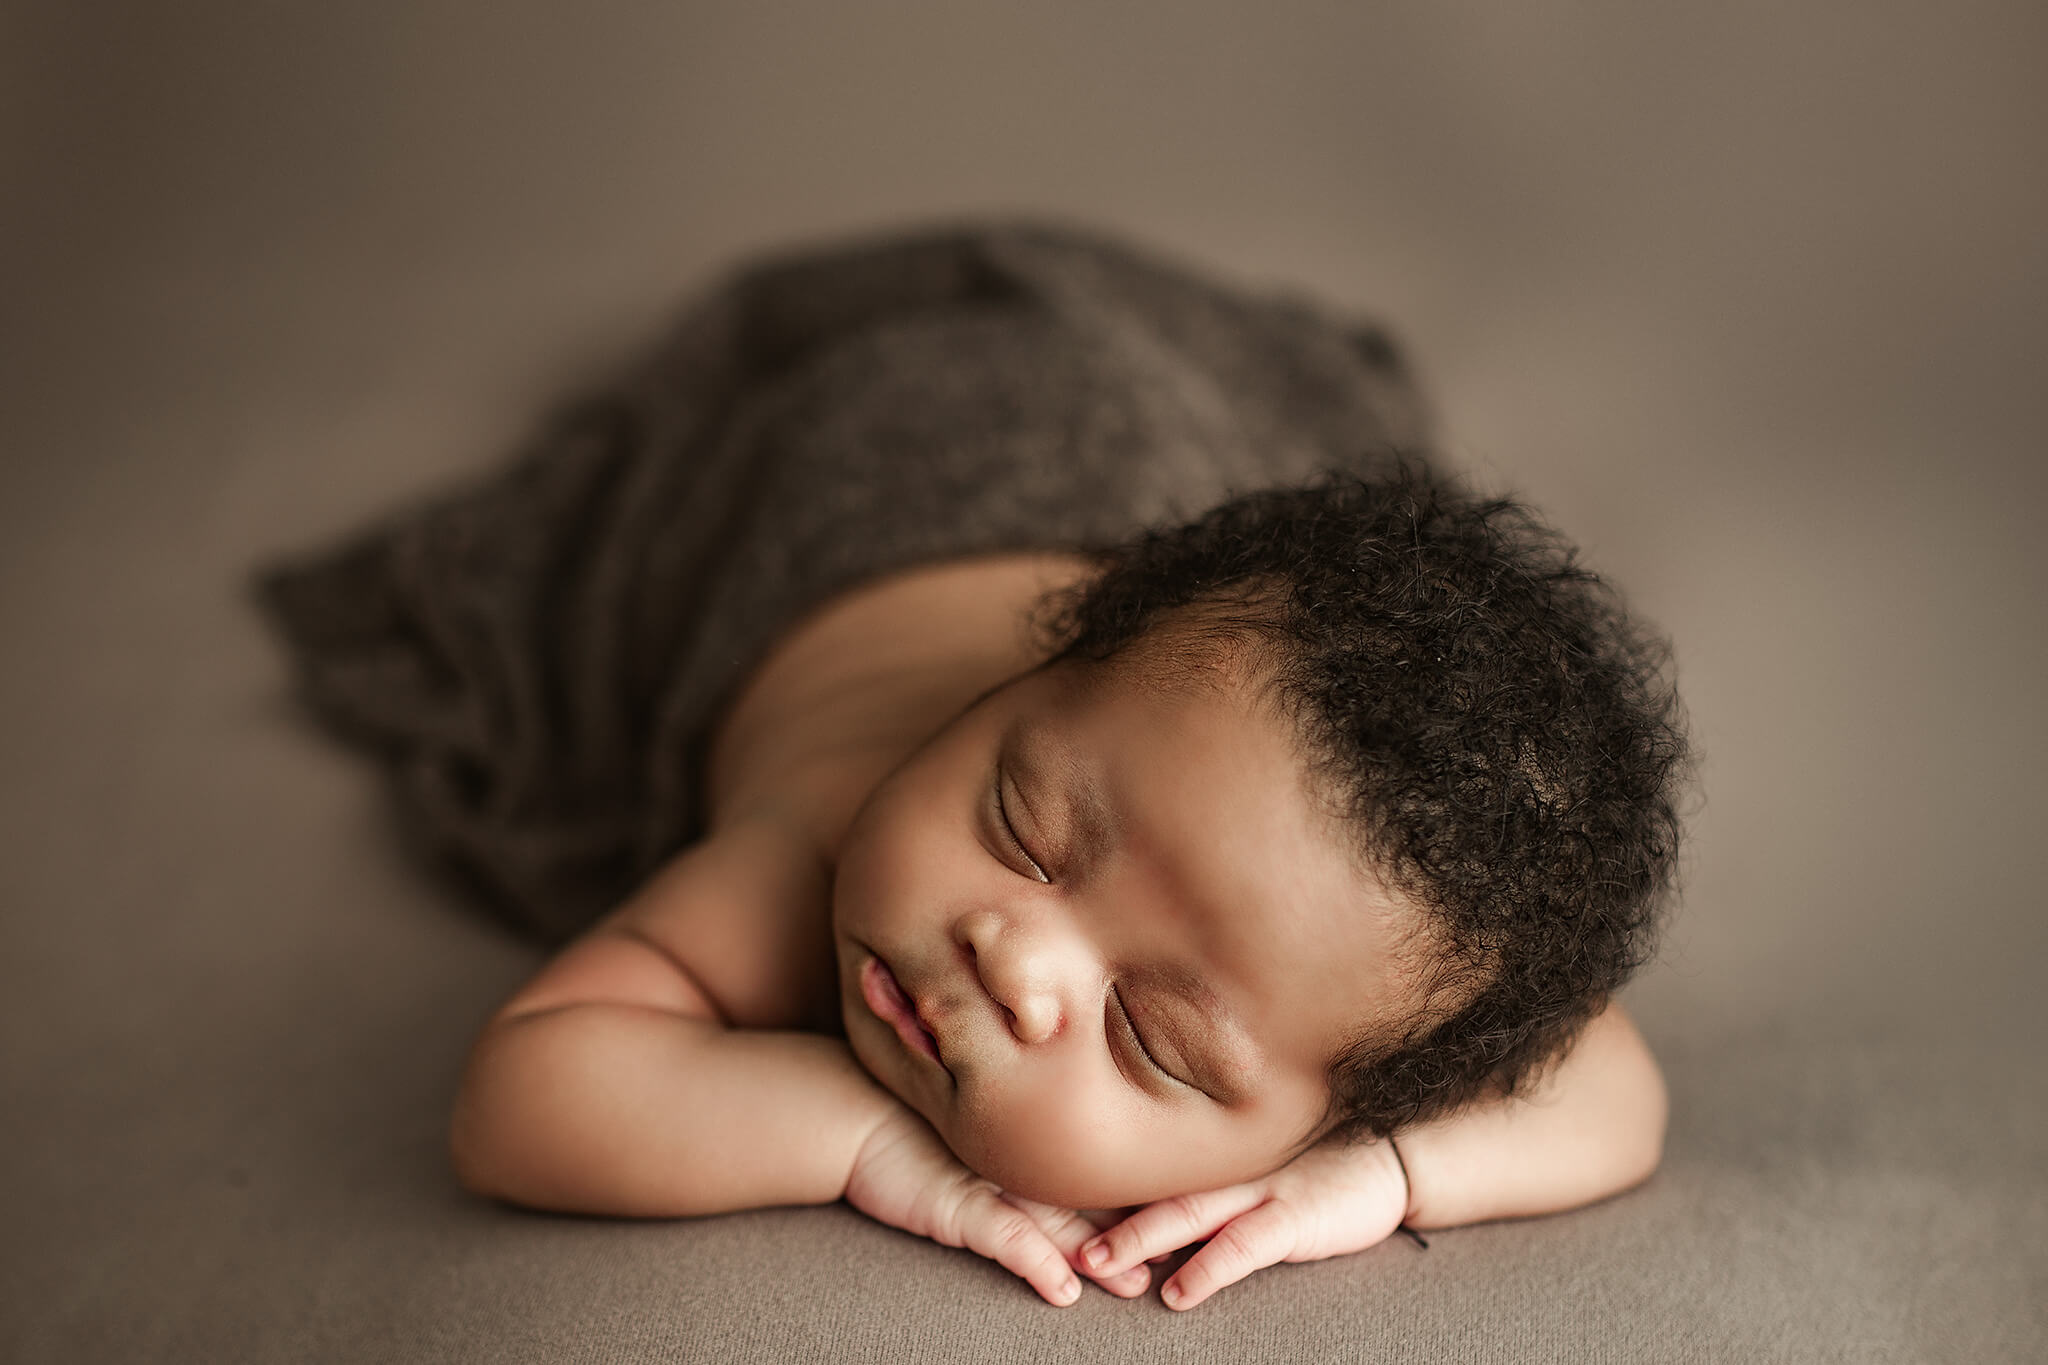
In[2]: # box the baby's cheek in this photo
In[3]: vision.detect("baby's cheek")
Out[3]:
[948,1092,1141,1208]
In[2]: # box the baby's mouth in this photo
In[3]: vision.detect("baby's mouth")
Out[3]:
[860,954,947,1069]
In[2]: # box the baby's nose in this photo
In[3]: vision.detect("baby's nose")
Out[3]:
[1004,991,1062,1045]
[955,909,1083,1045]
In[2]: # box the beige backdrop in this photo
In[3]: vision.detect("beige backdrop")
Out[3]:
[5,4,2044,1361]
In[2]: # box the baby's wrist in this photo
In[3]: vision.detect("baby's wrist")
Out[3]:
[843,1091,929,1188]
[1385,1134,1418,1223]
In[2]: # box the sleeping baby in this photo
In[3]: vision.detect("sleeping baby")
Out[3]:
[258,220,1689,1310]
[445,464,1688,1310]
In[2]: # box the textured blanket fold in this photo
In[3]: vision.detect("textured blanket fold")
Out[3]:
[253,218,1432,942]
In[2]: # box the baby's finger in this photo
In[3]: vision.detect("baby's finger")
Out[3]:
[1004,1196,1152,1298]
[1102,1262,1153,1298]
[1080,1186,1265,1278]
[957,1187,1083,1307]
[1003,1194,1101,1252]
[1158,1200,1299,1312]
[1081,1206,1182,1275]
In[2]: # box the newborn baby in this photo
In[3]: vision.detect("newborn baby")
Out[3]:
[448,466,1688,1310]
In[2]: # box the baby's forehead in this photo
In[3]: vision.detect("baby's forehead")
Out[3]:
[1034,637,1275,726]
[1025,657,1381,887]
[1047,650,1353,821]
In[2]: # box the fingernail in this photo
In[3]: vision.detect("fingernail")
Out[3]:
[1082,1242,1108,1271]
[1161,1280,1183,1308]
[1060,1277,1081,1305]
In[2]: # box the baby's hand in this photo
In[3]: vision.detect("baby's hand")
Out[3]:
[844,1106,1151,1306]
[1077,1138,1411,1311]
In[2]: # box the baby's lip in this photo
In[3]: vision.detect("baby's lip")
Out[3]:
[861,953,950,1073]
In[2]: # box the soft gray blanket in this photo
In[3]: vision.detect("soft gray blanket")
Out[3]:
[253,218,1430,942]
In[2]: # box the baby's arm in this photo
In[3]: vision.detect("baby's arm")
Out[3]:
[1079,1000,1666,1309]
[448,819,892,1215]
[1396,999,1667,1229]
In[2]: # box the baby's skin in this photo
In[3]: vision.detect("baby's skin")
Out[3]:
[449,554,1668,1309]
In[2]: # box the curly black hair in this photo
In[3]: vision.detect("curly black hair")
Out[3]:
[1025,460,1691,1144]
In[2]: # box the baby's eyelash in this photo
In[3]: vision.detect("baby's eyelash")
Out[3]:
[1110,986,1181,1088]
[994,770,1051,884]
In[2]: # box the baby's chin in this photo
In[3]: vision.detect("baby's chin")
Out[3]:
[857,1063,1188,1208]
[936,1117,1145,1211]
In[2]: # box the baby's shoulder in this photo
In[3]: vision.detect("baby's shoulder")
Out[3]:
[703,551,1098,855]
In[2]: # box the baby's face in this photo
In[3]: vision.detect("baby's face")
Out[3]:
[830,653,1419,1210]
